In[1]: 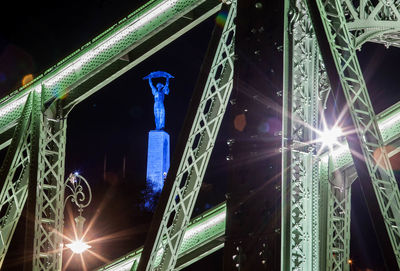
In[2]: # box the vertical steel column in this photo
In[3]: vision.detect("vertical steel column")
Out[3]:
[0,94,33,268]
[32,102,67,271]
[282,0,324,269]
[326,171,352,271]
[137,2,236,270]
[320,153,354,271]
[307,0,400,268]
[24,88,44,271]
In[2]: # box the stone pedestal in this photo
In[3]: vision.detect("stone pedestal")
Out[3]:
[146,130,170,193]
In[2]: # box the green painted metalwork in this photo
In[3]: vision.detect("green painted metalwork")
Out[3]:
[137,2,236,270]
[282,1,400,270]
[0,1,223,269]
[27,86,44,271]
[378,101,400,144]
[320,153,354,271]
[312,0,400,268]
[0,1,400,270]
[95,97,400,269]
[96,202,226,271]
[0,0,223,268]
[32,103,67,270]
[342,0,400,49]
[282,0,326,269]
[0,93,32,267]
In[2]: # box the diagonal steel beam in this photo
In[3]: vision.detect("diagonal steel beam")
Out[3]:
[306,0,400,269]
[0,93,32,268]
[137,2,236,270]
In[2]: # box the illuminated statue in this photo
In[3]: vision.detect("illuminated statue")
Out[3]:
[143,71,174,130]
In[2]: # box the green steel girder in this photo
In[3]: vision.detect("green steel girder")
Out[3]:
[282,0,327,269]
[0,0,222,145]
[4,0,400,148]
[0,1,400,270]
[25,85,44,270]
[137,2,235,270]
[32,104,67,270]
[96,202,226,271]
[341,0,400,48]
[0,93,32,267]
[319,156,355,271]
[309,0,400,268]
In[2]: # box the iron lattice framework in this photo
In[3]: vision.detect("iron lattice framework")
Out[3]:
[0,0,399,270]
[325,162,354,271]
[0,93,32,267]
[32,101,67,270]
[282,0,330,269]
[343,0,400,48]
[312,0,400,267]
[137,2,236,270]
[282,0,400,270]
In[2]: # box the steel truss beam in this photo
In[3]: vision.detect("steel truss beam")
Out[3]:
[137,2,236,270]
[1,1,400,270]
[0,0,223,268]
[307,0,400,268]
[282,0,329,269]
[325,171,352,271]
[341,0,400,48]
[0,93,32,267]
[97,202,226,271]
[32,102,67,270]
[320,154,355,271]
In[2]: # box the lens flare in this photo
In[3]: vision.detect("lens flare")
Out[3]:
[215,11,227,27]
[234,113,246,132]
[66,239,91,254]
[22,74,34,86]
[319,126,343,149]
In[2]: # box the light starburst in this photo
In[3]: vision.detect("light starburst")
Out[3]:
[317,126,343,150]
[66,239,91,254]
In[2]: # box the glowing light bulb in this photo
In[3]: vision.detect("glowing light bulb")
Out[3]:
[319,126,343,148]
[66,239,91,254]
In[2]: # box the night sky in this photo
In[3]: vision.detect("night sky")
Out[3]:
[1,1,400,270]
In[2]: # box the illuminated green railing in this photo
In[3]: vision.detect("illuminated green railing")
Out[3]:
[96,202,226,271]
[378,101,400,144]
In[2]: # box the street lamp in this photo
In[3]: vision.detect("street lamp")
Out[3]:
[64,172,92,254]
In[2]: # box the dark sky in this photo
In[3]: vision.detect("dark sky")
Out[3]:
[1,1,400,271]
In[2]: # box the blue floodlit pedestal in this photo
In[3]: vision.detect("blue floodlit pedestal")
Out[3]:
[146,130,170,193]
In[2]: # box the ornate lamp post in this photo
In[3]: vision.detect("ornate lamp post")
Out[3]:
[64,172,92,254]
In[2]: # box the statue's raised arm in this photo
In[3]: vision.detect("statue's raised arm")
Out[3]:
[143,71,174,130]
[163,77,170,95]
[147,77,157,96]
